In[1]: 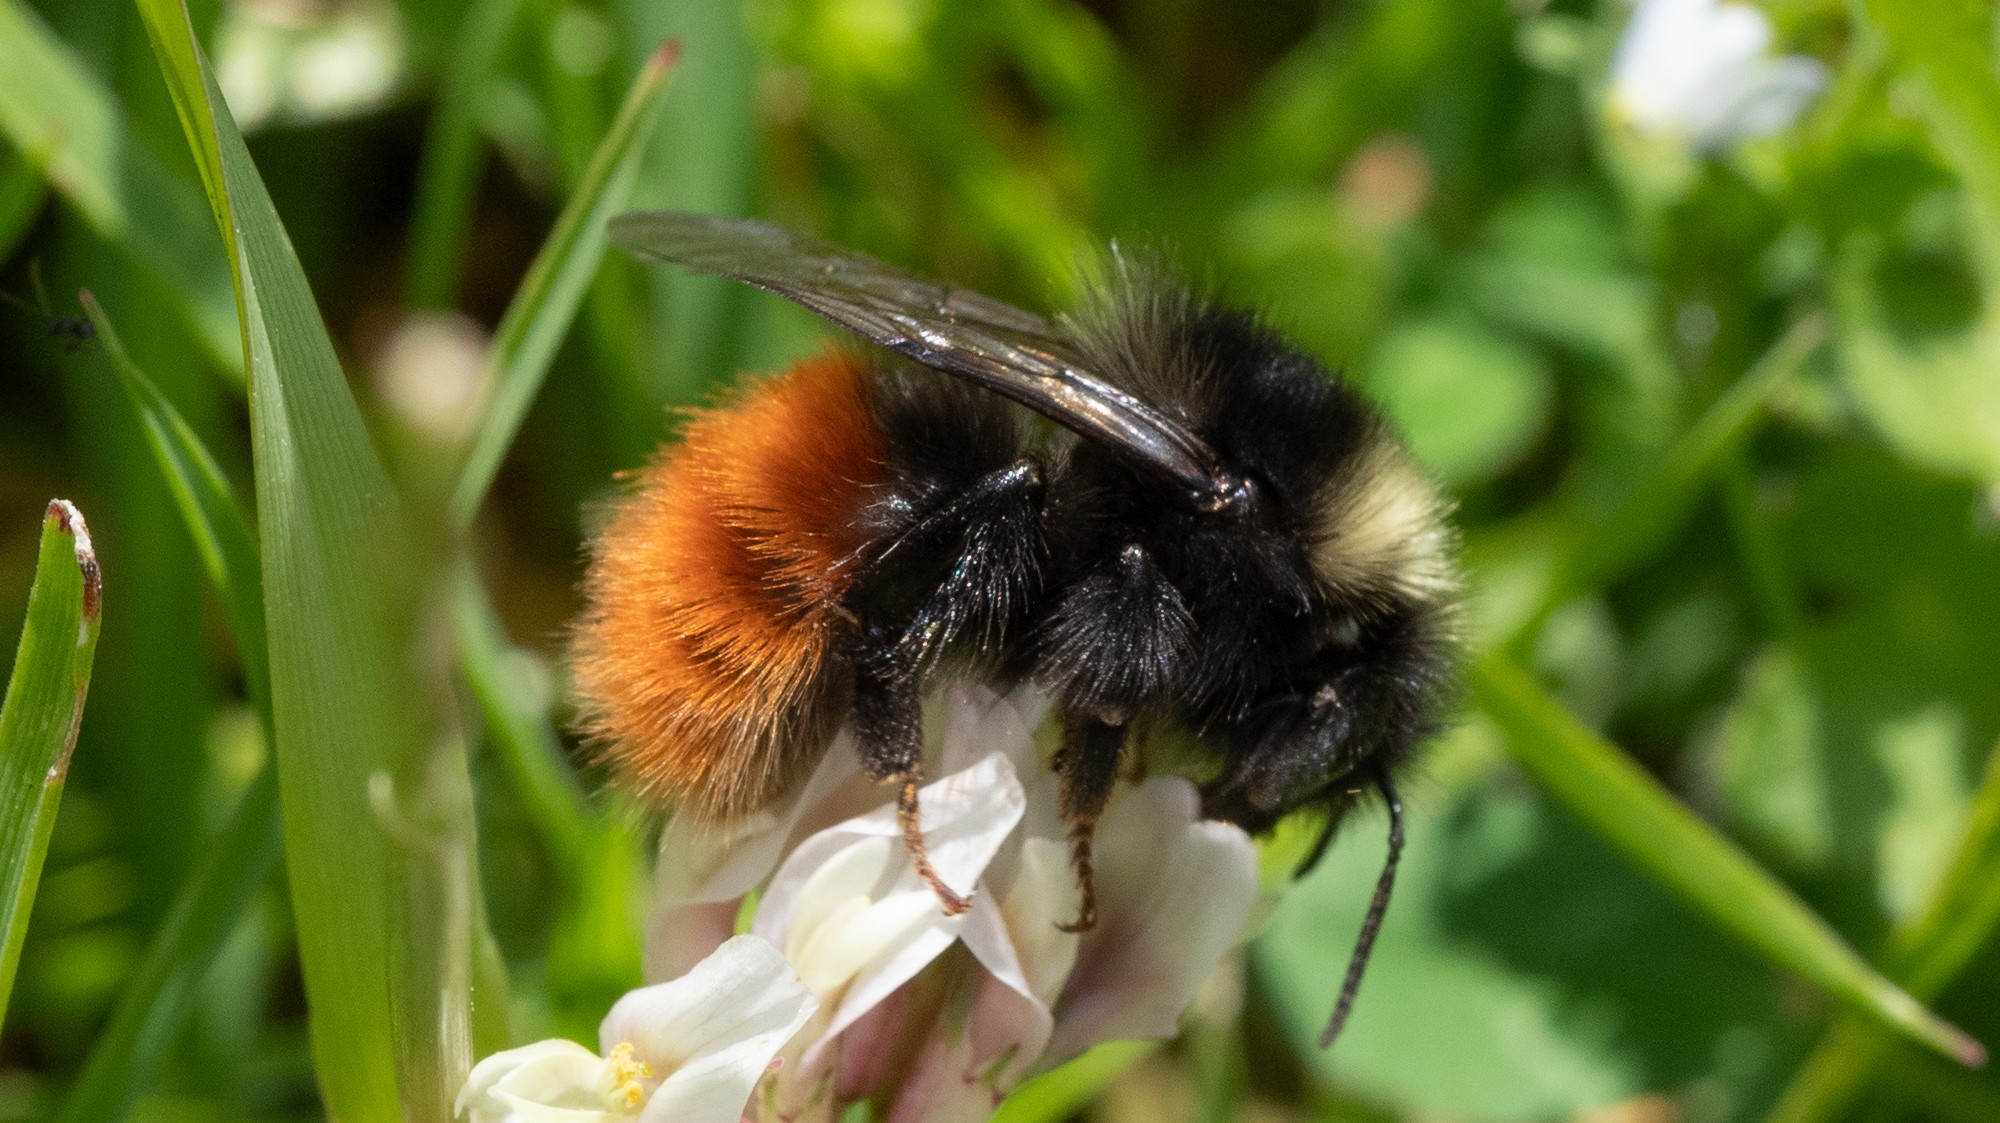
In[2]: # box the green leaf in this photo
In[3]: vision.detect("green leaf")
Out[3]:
[1259,751,1782,1120]
[450,41,680,530]
[56,291,279,1123]
[0,0,240,377]
[1471,654,1985,1067]
[135,1,430,1115]
[0,501,103,1030]
[1856,0,2000,275]
[1490,317,1825,650]
[78,290,268,716]
[1363,314,1553,487]
[1833,238,2000,484]
[1765,739,2000,1123]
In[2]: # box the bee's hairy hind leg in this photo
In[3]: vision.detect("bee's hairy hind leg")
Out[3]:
[1055,712,1127,933]
[851,640,974,915]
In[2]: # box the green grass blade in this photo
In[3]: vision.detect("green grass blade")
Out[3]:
[1766,739,2000,1123]
[0,0,239,377]
[619,0,760,405]
[56,291,280,1123]
[0,501,103,1030]
[136,1,429,1115]
[1471,654,1985,1068]
[449,41,680,531]
[405,0,528,309]
[53,768,280,1123]
[452,566,641,1036]
[79,290,268,716]
[450,566,588,867]
[1493,318,1824,650]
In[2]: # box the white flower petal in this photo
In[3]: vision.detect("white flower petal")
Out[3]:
[457,1039,612,1123]
[597,935,817,1123]
[935,682,1047,778]
[653,732,866,909]
[1046,777,1259,1063]
[754,752,1027,1057]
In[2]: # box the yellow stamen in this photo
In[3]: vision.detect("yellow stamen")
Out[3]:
[598,1042,653,1113]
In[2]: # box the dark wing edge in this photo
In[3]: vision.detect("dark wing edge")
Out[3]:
[609,211,1250,513]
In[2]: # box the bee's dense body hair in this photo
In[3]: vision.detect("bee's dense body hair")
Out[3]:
[574,270,1456,846]
[1043,279,1458,833]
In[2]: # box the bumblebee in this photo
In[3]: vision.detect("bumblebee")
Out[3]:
[571,213,1458,1044]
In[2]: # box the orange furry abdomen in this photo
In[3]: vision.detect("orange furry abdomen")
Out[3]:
[571,352,885,821]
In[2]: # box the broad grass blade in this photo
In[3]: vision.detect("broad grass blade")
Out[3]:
[0,501,103,1030]
[135,0,434,1114]
[1472,655,1985,1068]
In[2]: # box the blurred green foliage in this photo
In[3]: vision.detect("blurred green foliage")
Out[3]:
[2,0,2000,1120]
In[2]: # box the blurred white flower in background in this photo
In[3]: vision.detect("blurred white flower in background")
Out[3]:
[1607,0,1827,150]
[373,311,492,447]
[455,935,816,1123]
[216,0,405,131]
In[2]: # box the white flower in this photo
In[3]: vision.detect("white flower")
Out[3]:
[1607,0,1827,150]
[456,934,816,1123]
[647,683,1264,1122]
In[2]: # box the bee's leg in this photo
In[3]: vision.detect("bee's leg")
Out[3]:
[850,641,971,914]
[847,458,1047,915]
[1035,542,1191,931]
[1054,711,1127,932]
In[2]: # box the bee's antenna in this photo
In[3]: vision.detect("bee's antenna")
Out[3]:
[1318,761,1403,1048]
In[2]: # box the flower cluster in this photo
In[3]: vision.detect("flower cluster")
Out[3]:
[458,684,1266,1123]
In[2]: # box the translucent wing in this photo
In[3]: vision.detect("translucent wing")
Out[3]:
[610,211,1248,512]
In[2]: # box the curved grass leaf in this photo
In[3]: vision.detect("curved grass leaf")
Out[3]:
[0,0,239,377]
[449,40,681,531]
[1766,738,2000,1123]
[54,292,279,1123]
[79,290,267,715]
[135,1,429,1115]
[0,501,102,1030]
[1471,655,1985,1068]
